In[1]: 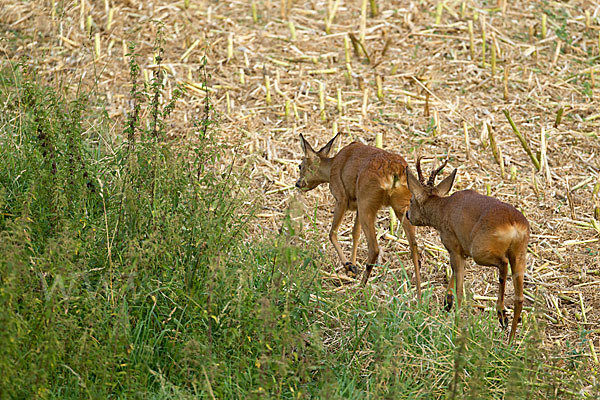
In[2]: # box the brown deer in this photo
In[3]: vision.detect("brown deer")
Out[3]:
[406,158,529,341]
[295,133,422,298]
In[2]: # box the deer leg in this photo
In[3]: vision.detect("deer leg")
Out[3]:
[397,208,422,302]
[447,252,466,311]
[444,274,455,312]
[329,201,350,270]
[359,209,379,286]
[346,211,361,277]
[497,262,509,328]
[509,253,526,342]
[454,256,466,309]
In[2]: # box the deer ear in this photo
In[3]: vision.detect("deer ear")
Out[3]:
[317,133,340,158]
[299,134,317,157]
[434,169,457,197]
[406,169,426,202]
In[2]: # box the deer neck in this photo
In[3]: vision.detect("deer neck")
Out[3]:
[425,196,451,230]
[318,156,334,183]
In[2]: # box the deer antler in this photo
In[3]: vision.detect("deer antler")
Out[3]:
[427,154,449,187]
[416,157,425,184]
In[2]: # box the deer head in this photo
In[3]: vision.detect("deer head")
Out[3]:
[406,157,457,226]
[295,133,339,191]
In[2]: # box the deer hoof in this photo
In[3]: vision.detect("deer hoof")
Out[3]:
[345,262,359,278]
[497,310,509,328]
[444,294,454,312]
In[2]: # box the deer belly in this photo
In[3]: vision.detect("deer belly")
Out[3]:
[348,199,358,211]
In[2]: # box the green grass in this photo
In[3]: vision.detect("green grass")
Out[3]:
[0,51,598,399]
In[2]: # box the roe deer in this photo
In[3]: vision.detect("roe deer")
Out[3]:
[295,133,422,298]
[406,158,529,341]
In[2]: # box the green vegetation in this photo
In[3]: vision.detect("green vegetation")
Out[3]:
[0,50,597,399]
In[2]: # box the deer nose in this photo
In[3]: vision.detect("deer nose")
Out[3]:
[295,180,301,188]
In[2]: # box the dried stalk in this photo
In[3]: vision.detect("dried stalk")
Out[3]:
[503,109,540,171]
[541,14,547,39]
[349,33,370,63]
[487,122,504,178]
[593,180,600,221]
[376,75,384,102]
[288,19,296,41]
[325,0,340,34]
[359,0,368,56]
[503,64,509,101]
[540,127,552,183]
[370,0,378,18]
[361,87,369,120]
[265,75,272,106]
[491,35,496,76]
[319,82,326,121]
[463,122,470,160]
[227,33,233,62]
[468,20,474,60]
[566,177,575,219]
[251,2,258,23]
[94,33,101,59]
[435,2,443,25]
[480,14,486,66]
[554,105,563,128]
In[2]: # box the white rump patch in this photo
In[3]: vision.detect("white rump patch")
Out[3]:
[380,175,394,190]
[495,225,526,241]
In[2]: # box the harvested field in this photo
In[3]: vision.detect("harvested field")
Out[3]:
[2,0,600,387]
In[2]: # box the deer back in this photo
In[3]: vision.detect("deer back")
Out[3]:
[407,170,529,261]
[436,191,529,255]
[330,142,409,209]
